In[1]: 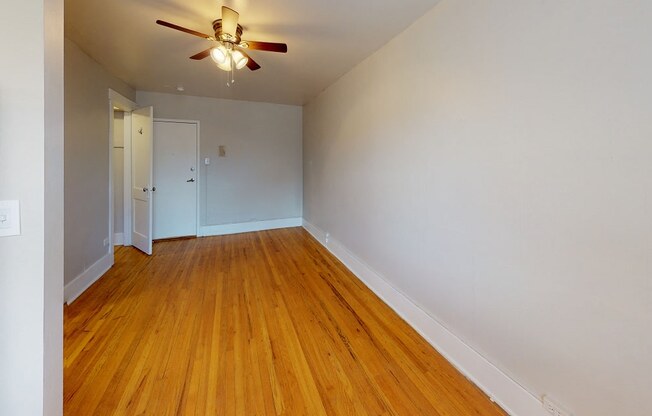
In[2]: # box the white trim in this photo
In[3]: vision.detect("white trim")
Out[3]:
[302,219,548,416]
[108,102,115,255]
[196,122,201,237]
[199,217,302,237]
[64,252,114,304]
[153,118,200,124]
[114,232,124,246]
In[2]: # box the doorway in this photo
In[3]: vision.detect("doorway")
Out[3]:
[109,90,156,255]
[112,110,126,245]
[153,120,200,240]
[109,89,137,254]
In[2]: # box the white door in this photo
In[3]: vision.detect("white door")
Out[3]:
[153,121,198,239]
[131,106,154,255]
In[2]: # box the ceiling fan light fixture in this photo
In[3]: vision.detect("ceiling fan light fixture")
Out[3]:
[156,7,287,75]
[210,45,228,64]
[232,50,248,70]
[216,59,232,71]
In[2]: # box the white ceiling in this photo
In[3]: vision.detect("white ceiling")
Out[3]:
[65,0,441,105]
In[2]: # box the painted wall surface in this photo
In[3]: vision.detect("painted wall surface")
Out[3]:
[113,111,124,234]
[303,1,652,415]
[136,91,302,227]
[0,0,64,414]
[64,39,135,285]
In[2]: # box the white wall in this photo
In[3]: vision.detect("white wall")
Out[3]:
[113,111,125,235]
[0,0,64,414]
[303,1,652,415]
[64,39,135,285]
[136,91,303,228]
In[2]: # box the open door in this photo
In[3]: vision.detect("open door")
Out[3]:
[131,106,154,255]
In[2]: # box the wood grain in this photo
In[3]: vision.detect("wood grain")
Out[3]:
[64,227,506,416]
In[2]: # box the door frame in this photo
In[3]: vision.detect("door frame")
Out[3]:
[108,89,137,250]
[153,118,201,238]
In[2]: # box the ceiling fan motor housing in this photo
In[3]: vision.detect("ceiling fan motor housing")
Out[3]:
[213,20,243,44]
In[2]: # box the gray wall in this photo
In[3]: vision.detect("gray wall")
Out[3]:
[0,0,64,414]
[137,91,303,227]
[303,1,652,415]
[64,39,135,285]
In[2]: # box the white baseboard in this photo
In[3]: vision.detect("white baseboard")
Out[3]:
[302,219,547,416]
[64,252,114,305]
[199,217,302,237]
[114,232,124,246]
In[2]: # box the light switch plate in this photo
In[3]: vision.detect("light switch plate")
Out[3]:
[0,200,20,237]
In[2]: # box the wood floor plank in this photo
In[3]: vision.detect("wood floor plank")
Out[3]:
[64,227,507,416]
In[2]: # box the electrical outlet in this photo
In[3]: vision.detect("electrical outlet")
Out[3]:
[543,396,572,416]
[103,238,109,247]
[325,232,330,243]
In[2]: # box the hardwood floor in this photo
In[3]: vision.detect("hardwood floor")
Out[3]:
[64,227,506,416]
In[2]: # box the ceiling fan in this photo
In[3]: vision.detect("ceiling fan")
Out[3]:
[156,6,287,77]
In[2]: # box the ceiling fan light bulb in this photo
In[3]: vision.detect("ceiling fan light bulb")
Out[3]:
[232,50,248,70]
[210,45,228,64]
[216,55,233,71]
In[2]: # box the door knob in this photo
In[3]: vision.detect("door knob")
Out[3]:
[142,187,148,192]
[186,178,195,183]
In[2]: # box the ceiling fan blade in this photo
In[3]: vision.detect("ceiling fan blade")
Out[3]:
[239,50,261,71]
[221,6,239,37]
[190,48,212,60]
[242,40,287,53]
[156,20,215,40]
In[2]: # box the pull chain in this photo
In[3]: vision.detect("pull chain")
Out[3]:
[226,44,236,87]
[231,54,235,85]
